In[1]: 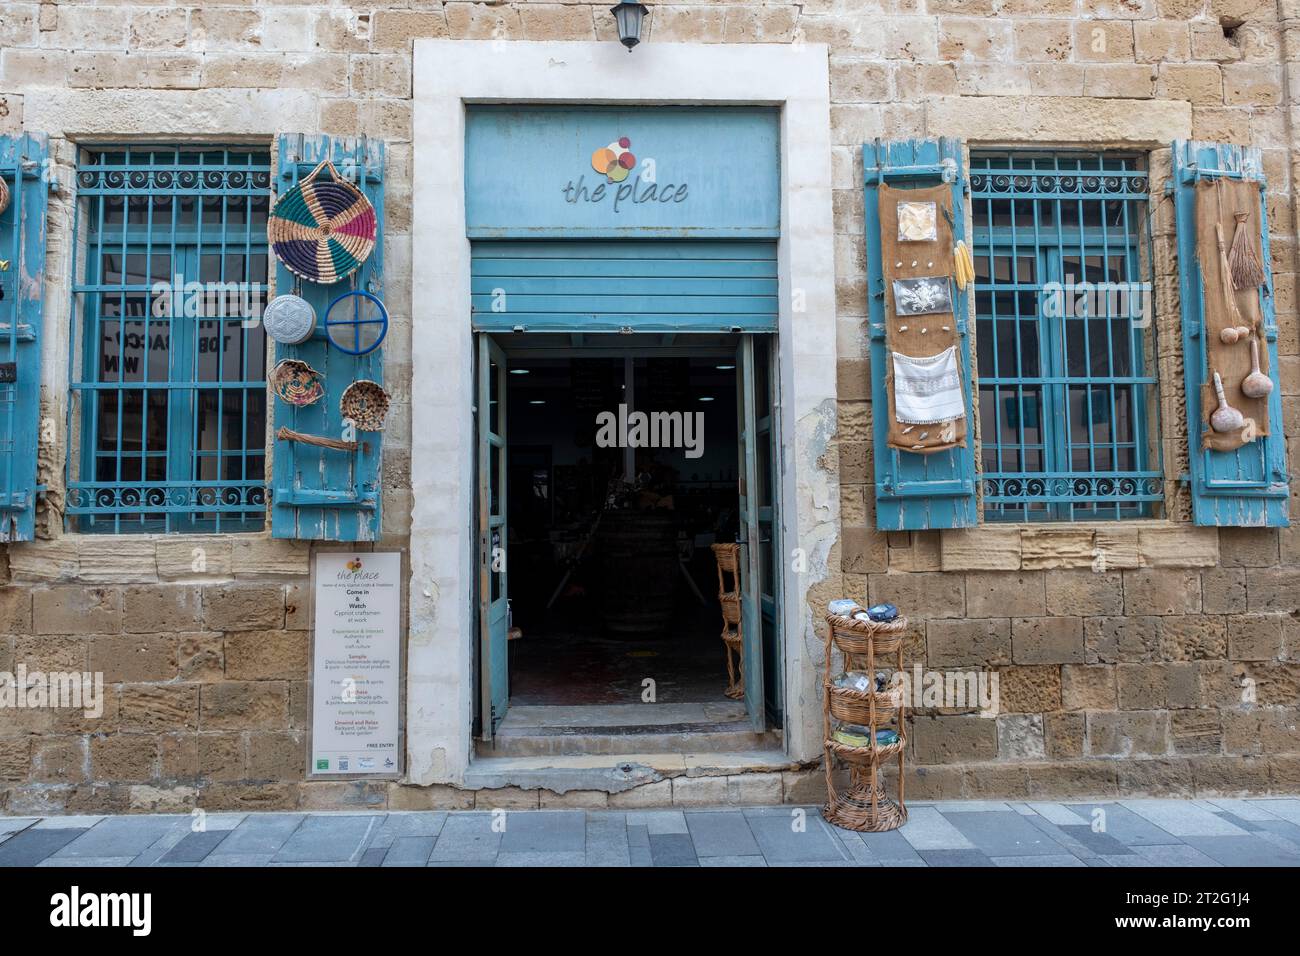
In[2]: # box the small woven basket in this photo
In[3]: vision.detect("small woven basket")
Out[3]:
[828,684,904,725]
[270,359,324,407]
[825,735,906,767]
[340,379,390,432]
[268,160,376,285]
[826,612,909,656]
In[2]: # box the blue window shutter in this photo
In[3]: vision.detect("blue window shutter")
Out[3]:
[1172,141,1289,527]
[863,138,977,531]
[271,135,385,541]
[0,133,49,543]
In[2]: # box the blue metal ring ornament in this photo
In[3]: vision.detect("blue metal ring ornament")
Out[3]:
[323,289,388,356]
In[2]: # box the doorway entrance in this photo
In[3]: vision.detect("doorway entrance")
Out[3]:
[475,333,781,752]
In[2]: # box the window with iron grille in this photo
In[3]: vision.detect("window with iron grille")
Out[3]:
[971,152,1162,522]
[67,146,271,533]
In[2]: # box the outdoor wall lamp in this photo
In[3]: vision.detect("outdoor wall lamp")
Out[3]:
[611,1,649,51]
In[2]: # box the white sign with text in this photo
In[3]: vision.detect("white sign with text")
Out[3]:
[311,551,402,776]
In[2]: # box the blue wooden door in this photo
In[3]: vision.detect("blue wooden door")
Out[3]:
[271,134,385,540]
[753,335,782,726]
[735,336,766,730]
[864,138,978,530]
[0,134,48,543]
[477,334,510,739]
[1172,141,1289,526]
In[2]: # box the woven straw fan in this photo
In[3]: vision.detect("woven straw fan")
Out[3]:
[268,160,376,285]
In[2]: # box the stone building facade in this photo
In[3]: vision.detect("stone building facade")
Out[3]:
[0,0,1297,814]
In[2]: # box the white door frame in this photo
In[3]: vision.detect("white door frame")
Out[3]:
[409,40,837,786]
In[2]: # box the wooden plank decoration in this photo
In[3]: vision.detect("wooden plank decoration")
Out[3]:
[0,133,49,544]
[864,138,977,531]
[1195,177,1270,451]
[1172,140,1289,528]
[271,134,385,541]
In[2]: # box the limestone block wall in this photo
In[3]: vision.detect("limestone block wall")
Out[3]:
[0,1,1296,811]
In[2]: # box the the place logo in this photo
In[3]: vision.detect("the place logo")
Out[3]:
[561,135,690,212]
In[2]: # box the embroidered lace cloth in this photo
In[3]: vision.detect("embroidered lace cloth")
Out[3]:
[891,345,963,425]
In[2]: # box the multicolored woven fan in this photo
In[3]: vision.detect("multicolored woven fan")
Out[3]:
[268,160,376,285]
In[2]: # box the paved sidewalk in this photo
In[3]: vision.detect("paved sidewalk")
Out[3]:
[2,799,1299,867]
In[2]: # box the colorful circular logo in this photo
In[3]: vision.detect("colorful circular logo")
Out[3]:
[591,136,637,183]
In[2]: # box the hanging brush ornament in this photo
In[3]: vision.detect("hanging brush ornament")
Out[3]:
[1228,211,1265,292]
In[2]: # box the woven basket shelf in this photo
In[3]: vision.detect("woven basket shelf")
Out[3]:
[825,736,906,765]
[822,610,909,833]
[827,684,905,725]
[827,612,909,656]
[829,774,908,831]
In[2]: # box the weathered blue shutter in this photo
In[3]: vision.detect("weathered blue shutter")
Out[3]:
[1172,141,1289,527]
[271,135,385,540]
[0,134,49,543]
[470,240,778,333]
[863,138,977,530]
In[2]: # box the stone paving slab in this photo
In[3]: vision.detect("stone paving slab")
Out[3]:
[899,806,976,851]
[208,814,304,857]
[498,810,585,853]
[1253,799,1300,826]
[381,836,435,866]
[0,828,88,866]
[51,816,184,860]
[991,854,1087,867]
[684,810,760,858]
[943,811,1069,857]
[1063,803,1183,846]
[1122,799,1251,838]
[585,813,629,867]
[2,799,1296,867]
[0,818,37,839]
[428,813,503,863]
[159,831,229,864]
[274,815,382,864]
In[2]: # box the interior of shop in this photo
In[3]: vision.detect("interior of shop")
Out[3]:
[502,349,743,716]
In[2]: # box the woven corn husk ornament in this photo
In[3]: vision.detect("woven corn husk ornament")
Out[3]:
[1228,211,1264,291]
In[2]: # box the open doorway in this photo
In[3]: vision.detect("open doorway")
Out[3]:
[475,334,782,753]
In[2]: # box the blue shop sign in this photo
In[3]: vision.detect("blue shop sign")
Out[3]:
[465,106,780,238]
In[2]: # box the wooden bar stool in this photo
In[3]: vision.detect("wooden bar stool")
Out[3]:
[710,543,744,700]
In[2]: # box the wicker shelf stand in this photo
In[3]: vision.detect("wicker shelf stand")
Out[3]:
[822,612,909,832]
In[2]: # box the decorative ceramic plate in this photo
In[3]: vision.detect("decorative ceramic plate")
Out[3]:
[262,294,317,345]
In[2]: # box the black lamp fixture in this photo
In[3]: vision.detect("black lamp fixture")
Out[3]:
[610,1,649,51]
